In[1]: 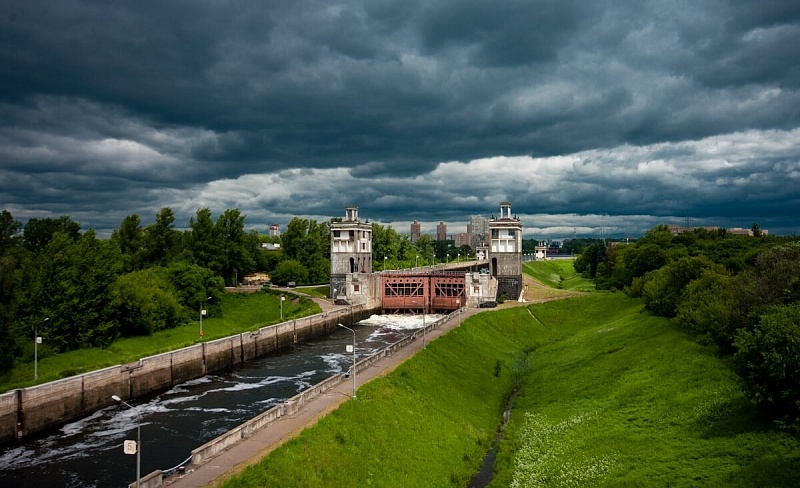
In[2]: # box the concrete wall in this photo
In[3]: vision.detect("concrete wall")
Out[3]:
[2,303,379,445]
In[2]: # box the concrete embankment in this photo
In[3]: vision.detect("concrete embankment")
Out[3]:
[0,304,378,445]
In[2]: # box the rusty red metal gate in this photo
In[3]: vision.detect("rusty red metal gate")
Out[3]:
[381,272,465,314]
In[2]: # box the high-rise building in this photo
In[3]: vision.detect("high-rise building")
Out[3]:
[410,220,421,242]
[467,215,488,249]
[436,221,447,241]
[454,232,470,248]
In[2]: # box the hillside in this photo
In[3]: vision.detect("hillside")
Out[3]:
[222,293,800,487]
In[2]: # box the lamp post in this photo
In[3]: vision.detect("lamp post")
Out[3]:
[112,395,141,488]
[415,255,419,268]
[280,295,285,321]
[35,318,47,380]
[199,296,211,337]
[383,255,387,271]
[338,323,356,398]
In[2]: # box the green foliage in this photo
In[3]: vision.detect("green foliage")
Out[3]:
[163,260,225,316]
[734,303,800,424]
[281,218,330,283]
[17,230,122,352]
[139,207,182,266]
[641,255,722,317]
[215,208,256,285]
[675,270,736,347]
[271,259,309,286]
[110,269,184,336]
[22,216,81,254]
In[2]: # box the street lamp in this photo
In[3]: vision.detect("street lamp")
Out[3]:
[199,296,211,337]
[338,323,357,399]
[415,255,419,268]
[35,318,47,380]
[112,395,141,488]
[383,255,387,271]
[280,295,285,321]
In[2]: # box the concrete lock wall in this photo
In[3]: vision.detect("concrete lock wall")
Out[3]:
[19,376,84,439]
[0,391,17,441]
[2,304,380,445]
[81,365,127,413]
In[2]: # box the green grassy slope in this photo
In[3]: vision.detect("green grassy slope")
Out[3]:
[523,260,595,292]
[222,306,545,487]
[223,293,800,487]
[491,294,800,487]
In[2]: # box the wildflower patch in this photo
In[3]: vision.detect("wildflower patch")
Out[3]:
[510,411,616,487]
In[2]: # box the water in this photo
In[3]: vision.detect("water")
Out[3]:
[0,315,433,488]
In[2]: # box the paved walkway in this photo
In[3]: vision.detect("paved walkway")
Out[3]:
[165,304,482,487]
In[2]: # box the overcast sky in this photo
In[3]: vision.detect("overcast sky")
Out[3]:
[2,1,799,239]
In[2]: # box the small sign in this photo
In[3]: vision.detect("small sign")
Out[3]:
[201,309,207,316]
[35,337,42,344]
[346,345,354,353]
[281,296,285,301]
[123,440,137,455]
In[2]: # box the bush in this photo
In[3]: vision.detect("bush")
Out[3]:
[734,303,800,424]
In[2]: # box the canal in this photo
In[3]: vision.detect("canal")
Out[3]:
[0,314,430,488]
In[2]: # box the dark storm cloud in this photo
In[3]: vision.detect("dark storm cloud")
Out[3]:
[0,0,799,237]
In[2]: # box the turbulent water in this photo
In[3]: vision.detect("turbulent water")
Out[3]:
[0,314,435,488]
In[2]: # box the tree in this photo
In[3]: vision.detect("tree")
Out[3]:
[215,209,255,285]
[0,210,21,253]
[140,207,181,266]
[163,260,224,318]
[281,217,329,283]
[676,270,736,348]
[641,255,721,317]
[271,259,308,286]
[734,303,800,423]
[414,234,435,265]
[0,211,22,368]
[188,208,222,273]
[17,230,122,351]
[22,216,81,254]
[110,268,183,336]
[111,214,144,271]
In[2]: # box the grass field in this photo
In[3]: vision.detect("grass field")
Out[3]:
[221,293,800,487]
[0,290,320,392]
[523,259,595,292]
[493,294,800,487]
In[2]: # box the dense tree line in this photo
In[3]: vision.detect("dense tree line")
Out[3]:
[0,209,472,372]
[575,225,800,427]
[0,208,277,371]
